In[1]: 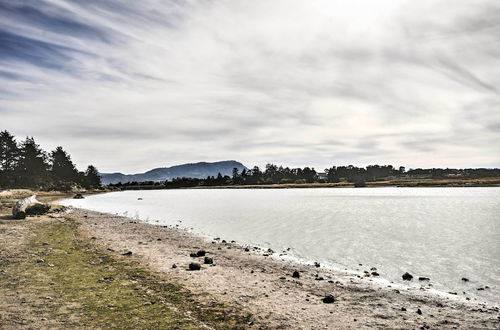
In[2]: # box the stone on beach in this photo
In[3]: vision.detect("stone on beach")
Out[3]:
[189,262,201,271]
[402,272,413,281]
[292,271,300,278]
[196,250,206,257]
[322,295,335,303]
[204,257,213,264]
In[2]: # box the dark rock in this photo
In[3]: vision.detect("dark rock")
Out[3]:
[418,277,430,281]
[196,250,206,257]
[74,193,84,199]
[477,287,485,291]
[370,267,377,271]
[204,257,213,264]
[172,264,177,269]
[188,263,201,271]
[371,272,380,276]
[402,272,413,281]
[436,302,444,308]
[221,240,227,243]
[244,247,250,252]
[314,262,321,268]
[461,277,469,282]
[292,271,300,278]
[322,295,335,304]
[416,308,422,315]
[189,253,198,258]
[122,251,133,256]
[401,307,407,311]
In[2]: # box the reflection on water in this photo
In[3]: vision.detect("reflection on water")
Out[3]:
[62,187,500,304]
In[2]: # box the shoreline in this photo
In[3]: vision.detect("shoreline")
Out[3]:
[71,207,499,328]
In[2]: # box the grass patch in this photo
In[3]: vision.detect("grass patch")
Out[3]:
[5,218,250,329]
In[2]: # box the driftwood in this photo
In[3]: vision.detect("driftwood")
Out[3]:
[12,195,50,219]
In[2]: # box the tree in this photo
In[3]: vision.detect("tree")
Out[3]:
[0,130,20,187]
[84,165,101,189]
[50,146,79,184]
[17,137,50,187]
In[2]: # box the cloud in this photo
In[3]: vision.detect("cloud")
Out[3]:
[0,0,499,172]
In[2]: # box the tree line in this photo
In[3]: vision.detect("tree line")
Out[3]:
[0,130,101,190]
[108,163,500,189]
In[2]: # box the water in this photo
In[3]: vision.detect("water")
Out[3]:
[61,187,500,304]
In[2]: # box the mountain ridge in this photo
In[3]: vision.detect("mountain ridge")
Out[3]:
[101,160,247,184]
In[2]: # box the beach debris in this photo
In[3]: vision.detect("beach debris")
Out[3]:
[418,277,430,281]
[172,264,177,269]
[204,257,213,264]
[188,262,201,271]
[122,251,133,256]
[322,295,335,304]
[196,250,206,257]
[12,195,50,219]
[416,308,422,315]
[402,272,413,281]
[35,258,45,263]
[292,271,300,278]
[73,193,84,199]
[461,277,469,282]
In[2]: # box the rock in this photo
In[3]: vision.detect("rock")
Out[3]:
[244,247,250,252]
[292,271,300,278]
[418,277,430,281]
[204,257,213,264]
[73,193,84,199]
[402,272,413,281]
[461,277,469,282]
[401,307,407,311]
[189,253,198,258]
[189,263,201,271]
[196,250,206,257]
[370,267,377,271]
[314,262,321,268]
[322,295,335,304]
[416,308,422,315]
[12,195,50,219]
[371,272,380,276]
[172,264,177,269]
[122,251,133,256]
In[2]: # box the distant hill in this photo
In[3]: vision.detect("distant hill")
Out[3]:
[101,160,248,185]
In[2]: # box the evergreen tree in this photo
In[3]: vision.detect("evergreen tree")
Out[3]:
[50,146,79,184]
[0,130,20,187]
[84,165,101,188]
[17,137,50,187]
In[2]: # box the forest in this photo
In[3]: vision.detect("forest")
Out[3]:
[0,130,101,190]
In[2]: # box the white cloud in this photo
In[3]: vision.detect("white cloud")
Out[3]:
[0,0,499,172]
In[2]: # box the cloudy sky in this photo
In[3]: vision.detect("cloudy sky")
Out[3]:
[1,0,499,173]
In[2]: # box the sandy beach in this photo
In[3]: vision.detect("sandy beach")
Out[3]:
[1,194,499,329]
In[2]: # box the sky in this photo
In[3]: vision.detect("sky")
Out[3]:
[1,0,499,173]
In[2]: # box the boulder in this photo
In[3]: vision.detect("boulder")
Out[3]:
[402,272,413,281]
[204,257,213,264]
[12,195,50,219]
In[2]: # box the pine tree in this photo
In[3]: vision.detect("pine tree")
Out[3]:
[84,165,101,189]
[17,137,50,187]
[50,146,79,184]
[0,130,20,187]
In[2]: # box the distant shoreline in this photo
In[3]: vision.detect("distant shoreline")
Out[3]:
[117,177,500,190]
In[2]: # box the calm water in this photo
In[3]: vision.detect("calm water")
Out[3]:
[62,187,500,304]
